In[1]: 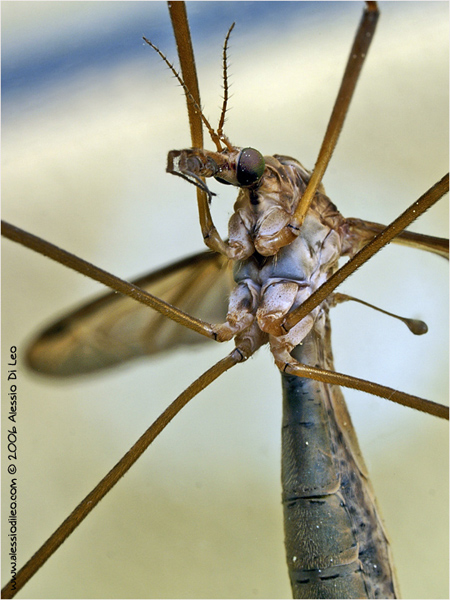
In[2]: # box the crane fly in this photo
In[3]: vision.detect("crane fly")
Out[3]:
[2,2,448,598]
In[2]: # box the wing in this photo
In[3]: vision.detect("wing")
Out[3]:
[344,217,449,259]
[26,251,233,377]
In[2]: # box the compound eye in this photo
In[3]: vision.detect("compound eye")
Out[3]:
[236,148,265,187]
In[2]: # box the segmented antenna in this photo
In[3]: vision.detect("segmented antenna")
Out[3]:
[143,36,234,153]
[217,22,235,145]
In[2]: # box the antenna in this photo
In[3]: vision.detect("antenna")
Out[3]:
[143,27,236,153]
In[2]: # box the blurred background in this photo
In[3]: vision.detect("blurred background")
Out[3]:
[2,2,448,598]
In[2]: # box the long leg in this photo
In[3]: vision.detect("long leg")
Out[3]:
[2,3,448,598]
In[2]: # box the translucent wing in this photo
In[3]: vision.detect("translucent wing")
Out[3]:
[27,251,232,377]
[345,218,449,259]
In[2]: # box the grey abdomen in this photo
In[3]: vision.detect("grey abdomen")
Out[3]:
[281,333,397,599]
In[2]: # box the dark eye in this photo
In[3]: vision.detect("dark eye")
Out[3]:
[236,148,265,187]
